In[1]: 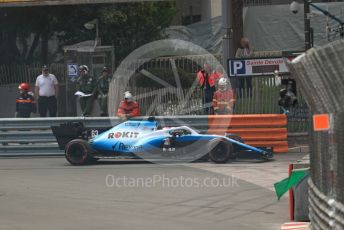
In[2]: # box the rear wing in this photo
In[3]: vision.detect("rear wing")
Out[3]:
[51,122,87,150]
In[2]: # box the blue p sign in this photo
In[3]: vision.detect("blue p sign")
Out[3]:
[230,60,246,76]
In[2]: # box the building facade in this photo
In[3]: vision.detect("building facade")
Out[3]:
[174,0,340,25]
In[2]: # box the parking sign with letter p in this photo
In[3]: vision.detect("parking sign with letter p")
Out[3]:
[229,60,246,76]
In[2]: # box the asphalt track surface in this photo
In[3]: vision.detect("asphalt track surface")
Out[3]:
[0,153,306,230]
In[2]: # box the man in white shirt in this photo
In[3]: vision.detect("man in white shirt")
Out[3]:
[35,65,59,117]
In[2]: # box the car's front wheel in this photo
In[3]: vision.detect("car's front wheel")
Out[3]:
[208,138,234,163]
[65,139,94,165]
[225,133,244,159]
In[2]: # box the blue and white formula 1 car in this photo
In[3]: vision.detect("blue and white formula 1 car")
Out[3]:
[52,118,273,165]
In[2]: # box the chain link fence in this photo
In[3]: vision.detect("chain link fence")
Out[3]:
[288,40,344,229]
[0,54,310,133]
[108,54,309,132]
[0,63,66,85]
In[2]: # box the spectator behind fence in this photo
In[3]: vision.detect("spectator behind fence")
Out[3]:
[97,67,112,116]
[213,77,235,115]
[197,63,216,115]
[235,37,253,96]
[235,37,253,58]
[76,65,97,116]
[35,65,59,117]
[15,83,36,118]
[117,91,139,120]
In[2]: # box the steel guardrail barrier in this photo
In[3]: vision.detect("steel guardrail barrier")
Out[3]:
[208,114,288,152]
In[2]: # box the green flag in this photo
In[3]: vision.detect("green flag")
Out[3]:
[274,168,309,200]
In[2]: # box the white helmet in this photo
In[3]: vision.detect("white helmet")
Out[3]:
[124,91,133,101]
[218,77,227,87]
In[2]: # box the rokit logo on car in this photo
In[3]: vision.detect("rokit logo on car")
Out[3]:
[108,132,139,139]
[112,142,143,151]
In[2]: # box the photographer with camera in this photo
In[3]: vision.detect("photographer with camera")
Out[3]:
[278,79,297,114]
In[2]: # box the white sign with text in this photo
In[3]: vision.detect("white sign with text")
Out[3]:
[229,58,290,77]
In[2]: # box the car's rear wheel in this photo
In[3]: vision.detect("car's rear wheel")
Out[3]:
[208,138,234,163]
[65,139,94,165]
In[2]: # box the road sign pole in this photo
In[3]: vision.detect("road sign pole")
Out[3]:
[222,0,233,76]
[304,1,311,50]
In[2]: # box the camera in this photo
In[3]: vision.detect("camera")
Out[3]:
[278,79,297,114]
[290,1,300,14]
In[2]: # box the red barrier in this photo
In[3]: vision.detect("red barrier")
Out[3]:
[208,114,288,153]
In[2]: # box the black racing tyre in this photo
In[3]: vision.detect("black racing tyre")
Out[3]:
[225,134,244,159]
[260,151,274,161]
[65,139,93,165]
[225,133,244,143]
[208,138,234,164]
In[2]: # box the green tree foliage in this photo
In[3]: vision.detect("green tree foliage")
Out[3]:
[98,2,176,63]
[0,2,176,64]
